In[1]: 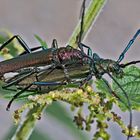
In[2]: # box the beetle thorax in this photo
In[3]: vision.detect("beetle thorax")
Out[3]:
[94,59,123,77]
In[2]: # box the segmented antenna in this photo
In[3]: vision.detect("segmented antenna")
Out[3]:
[77,0,86,49]
[117,29,140,63]
[120,60,140,68]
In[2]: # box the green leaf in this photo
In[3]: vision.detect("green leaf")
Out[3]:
[112,66,140,111]
[34,35,48,49]
[96,66,140,111]
[95,79,112,98]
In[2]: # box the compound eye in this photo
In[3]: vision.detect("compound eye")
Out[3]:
[112,64,121,75]
[113,64,123,77]
[113,63,120,71]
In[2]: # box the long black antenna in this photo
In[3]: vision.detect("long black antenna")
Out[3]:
[107,73,132,140]
[99,66,132,140]
[117,29,140,63]
[120,60,140,68]
[79,0,86,43]
[77,0,86,52]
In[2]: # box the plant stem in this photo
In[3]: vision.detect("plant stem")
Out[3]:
[68,0,107,47]
[11,104,46,140]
